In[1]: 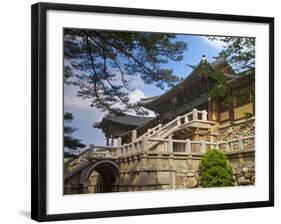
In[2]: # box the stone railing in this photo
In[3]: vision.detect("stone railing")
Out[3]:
[68,109,253,160]
[88,145,118,159]
[147,135,255,154]
[135,123,163,142]
[65,135,254,163]
[114,135,254,158]
[152,109,208,139]
[116,109,211,157]
[64,145,119,167]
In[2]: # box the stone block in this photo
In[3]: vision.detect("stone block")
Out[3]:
[186,176,198,188]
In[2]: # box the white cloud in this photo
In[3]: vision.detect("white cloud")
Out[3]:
[128,89,146,103]
[199,36,225,50]
[126,75,145,89]
[128,89,156,117]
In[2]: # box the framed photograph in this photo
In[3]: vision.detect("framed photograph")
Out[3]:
[31,2,274,222]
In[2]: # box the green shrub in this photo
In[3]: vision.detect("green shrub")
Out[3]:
[199,149,234,188]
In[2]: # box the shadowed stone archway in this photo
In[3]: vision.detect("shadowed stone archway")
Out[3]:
[80,160,119,193]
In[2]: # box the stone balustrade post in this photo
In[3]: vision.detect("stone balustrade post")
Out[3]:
[136,141,141,152]
[122,146,126,156]
[192,108,198,120]
[238,136,245,151]
[184,114,189,123]
[225,143,231,152]
[200,142,206,153]
[168,135,173,153]
[117,137,122,157]
[142,136,148,152]
[131,142,136,154]
[176,116,181,126]
[132,130,137,142]
[89,144,94,160]
[202,110,208,121]
[127,144,131,155]
[147,129,151,136]
[117,137,122,147]
[185,139,191,154]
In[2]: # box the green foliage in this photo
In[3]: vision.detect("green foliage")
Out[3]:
[209,36,255,73]
[64,112,86,150]
[244,112,253,119]
[208,36,255,105]
[64,29,187,115]
[199,149,234,188]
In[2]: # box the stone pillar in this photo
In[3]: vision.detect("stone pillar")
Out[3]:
[238,153,244,168]
[117,137,122,157]
[192,108,198,120]
[184,114,189,123]
[238,136,245,151]
[176,116,181,126]
[200,142,206,154]
[185,139,191,154]
[140,152,147,191]
[225,143,231,152]
[168,135,173,153]
[132,130,137,142]
[118,137,122,146]
[168,153,175,189]
[122,146,126,156]
[131,143,136,154]
[202,110,208,121]
[142,136,148,152]
[186,139,192,170]
[89,144,94,160]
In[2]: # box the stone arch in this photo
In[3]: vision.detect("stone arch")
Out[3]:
[80,160,119,193]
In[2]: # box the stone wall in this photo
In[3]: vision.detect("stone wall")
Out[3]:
[64,118,256,194]
[233,167,255,186]
[218,117,255,141]
[115,149,255,191]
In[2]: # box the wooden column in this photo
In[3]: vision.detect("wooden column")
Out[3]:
[106,137,109,146]
[229,101,235,121]
[208,98,212,121]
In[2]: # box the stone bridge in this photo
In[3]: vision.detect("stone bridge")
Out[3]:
[64,109,255,194]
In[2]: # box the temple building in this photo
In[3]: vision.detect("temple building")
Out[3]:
[65,56,256,194]
[94,56,255,145]
[94,114,155,145]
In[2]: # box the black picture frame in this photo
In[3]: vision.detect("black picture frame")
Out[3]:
[31,2,274,222]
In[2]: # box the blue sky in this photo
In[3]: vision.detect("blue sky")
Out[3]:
[64,34,224,148]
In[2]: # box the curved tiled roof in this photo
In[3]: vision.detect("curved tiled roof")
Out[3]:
[138,57,231,108]
[94,114,155,128]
